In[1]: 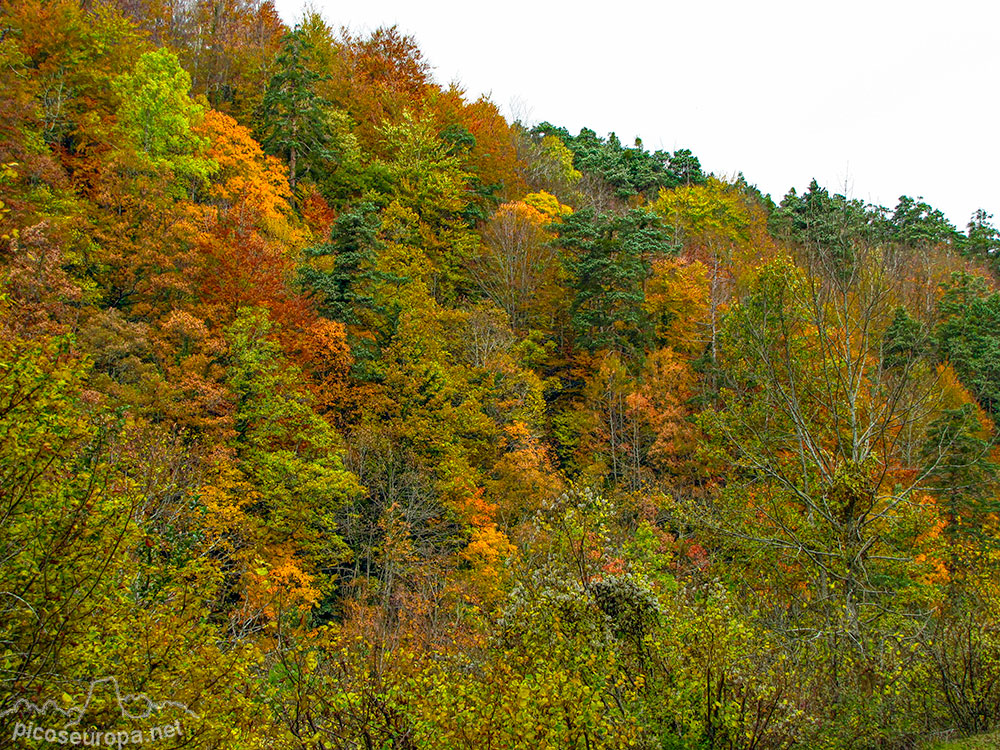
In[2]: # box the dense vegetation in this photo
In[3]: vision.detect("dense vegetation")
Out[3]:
[2,2,999,748]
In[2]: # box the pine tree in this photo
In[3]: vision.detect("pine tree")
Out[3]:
[965,208,1000,267]
[557,208,671,357]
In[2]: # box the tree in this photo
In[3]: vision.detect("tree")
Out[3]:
[299,202,384,327]
[0,320,118,711]
[557,207,672,357]
[889,195,962,250]
[653,177,775,382]
[693,254,988,681]
[339,25,431,149]
[223,307,361,610]
[628,347,699,477]
[257,26,331,192]
[370,111,481,303]
[769,179,877,274]
[184,0,285,117]
[428,88,526,201]
[517,130,582,202]
[579,351,637,487]
[0,299,255,745]
[965,209,1000,271]
[643,257,710,356]
[936,272,1000,415]
[469,200,560,331]
[668,148,703,187]
[113,47,216,185]
[197,107,294,228]
[531,123,705,202]
[194,200,308,329]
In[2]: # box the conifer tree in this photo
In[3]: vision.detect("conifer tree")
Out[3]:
[300,202,383,327]
[557,207,671,357]
[257,26,330,192]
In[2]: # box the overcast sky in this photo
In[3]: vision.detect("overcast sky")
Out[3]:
[275,0,999,229]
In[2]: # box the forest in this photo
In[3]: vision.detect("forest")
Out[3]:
[1,1,999,748]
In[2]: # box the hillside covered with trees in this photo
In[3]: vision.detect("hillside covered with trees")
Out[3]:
[2,2,1000,748]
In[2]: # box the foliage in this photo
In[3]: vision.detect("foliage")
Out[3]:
[557,207,672,356]
[257,26,333,191]
[937,272,1000,415]
[300,201,383,327]
[532,123,705,201]
[2,4,1000,747]
[113,48,215,185]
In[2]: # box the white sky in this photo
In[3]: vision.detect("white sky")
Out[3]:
[276,0,1000,229]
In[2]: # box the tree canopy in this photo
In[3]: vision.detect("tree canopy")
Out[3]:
[1,2,999,748]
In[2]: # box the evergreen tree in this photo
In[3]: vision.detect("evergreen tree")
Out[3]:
[770,179,878,273]
[300,202,383,327]
[882,306,929,370]
[557,208,671,357]
[965,209,1000,267]
[937,272,1000,415]
[530,123,704,200]
[889,194,962,249]
[257,27,331,192]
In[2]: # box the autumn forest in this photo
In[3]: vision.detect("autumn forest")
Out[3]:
[2,1,1000,748]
